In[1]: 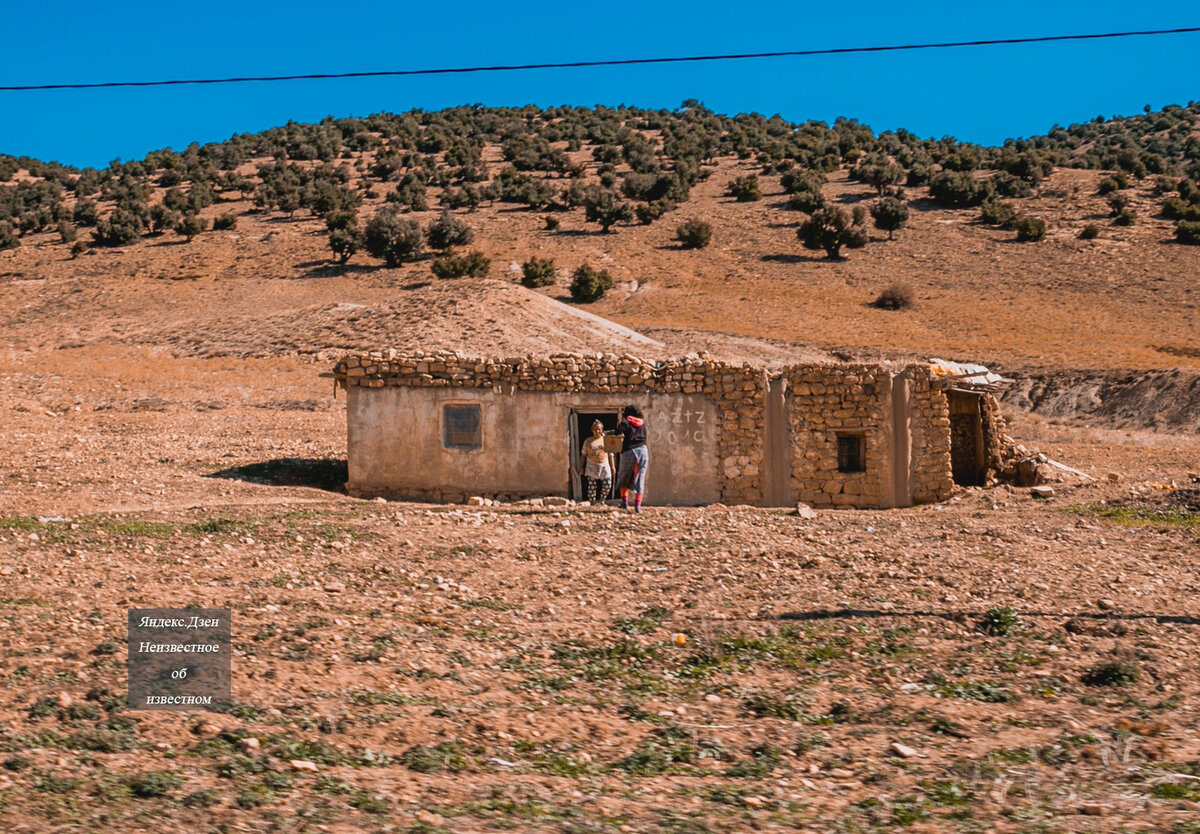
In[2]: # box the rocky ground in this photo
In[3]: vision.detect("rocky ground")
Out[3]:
[0,358,1198,831]
[2,148,1200,831]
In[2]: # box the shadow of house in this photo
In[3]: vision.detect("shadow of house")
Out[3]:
[208,458,348,493]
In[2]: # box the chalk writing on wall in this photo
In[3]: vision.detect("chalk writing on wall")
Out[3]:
[651,408,708,446]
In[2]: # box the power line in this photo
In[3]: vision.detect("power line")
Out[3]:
[2,26,1198,92]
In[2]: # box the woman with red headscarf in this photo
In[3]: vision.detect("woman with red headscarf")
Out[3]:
[614,404,649,512]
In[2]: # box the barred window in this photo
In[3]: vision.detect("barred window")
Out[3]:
[442,404,482,450]
[836,434,865,473]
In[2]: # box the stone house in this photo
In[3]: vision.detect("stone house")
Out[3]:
[330,351,1012,508]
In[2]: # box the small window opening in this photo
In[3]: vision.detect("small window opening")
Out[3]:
[836,434,865,473]
[443,404,482,450]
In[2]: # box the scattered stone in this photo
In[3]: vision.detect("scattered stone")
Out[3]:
[1079,803,1106,816]
[467,496,485,506]
[795,503,817,519]
[704,693,722,703]
[323,582,346,593]
[1106,472,1123,483]
[544,496,570,507]
[1097,599,1116,611]
[55,692,73,708]
[290,760,319,772]
[1031,486,1055,499]
[890,742,918,758]
[240,737,261,751]
[829,768,855,779]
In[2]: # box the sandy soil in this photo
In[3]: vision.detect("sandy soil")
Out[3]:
[1,151,1199,831]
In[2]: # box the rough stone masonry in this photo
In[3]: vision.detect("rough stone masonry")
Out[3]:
[333,351,1013,508]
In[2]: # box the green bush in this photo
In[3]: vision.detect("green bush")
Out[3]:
[582,188,633,232]
[543,215,559,231]
[328,227,360,264]
[92,208,145,246]
[1013,215,1046,242]
[0,221,17,251]
[797,206,868,259]
[1176,220,1200,245]
[1097,173,1129,195]
[1079,223,1100,240]
[675,218,712,249]
[979,199,1017,228]
[364,209,423,266]
[57,221,77,244]
[856,154,904,193]
[635,199,670,225]
[521,257,556,288]
[425,211,473,250]
[212,213,237,231]
[148,204,179,235]
[787,190,825,213]
[73,198,99,226]
[929,171,991,207]
[727,175,761,202]
[990,173,1032,198]
[976,607,1020,636]
[1113,209,1135,226]
[870,197,908,240]
[430,249,490,279]
[570,264,613,303]
[174,213,206,242]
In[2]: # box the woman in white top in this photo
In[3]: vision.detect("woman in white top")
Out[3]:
[581,420,613,504]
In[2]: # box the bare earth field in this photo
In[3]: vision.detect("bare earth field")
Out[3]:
[1,152,1200,831]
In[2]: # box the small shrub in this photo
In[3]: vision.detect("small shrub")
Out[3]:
[328,227,360,264]
[1013,215,1046,242]
[364,209,423,266]
[1079,223,1100,240]
[1176,220,1200,245]
[977,607,1020,636]
[430,250,490,279]
[1113,209,1135,226]
[425,211,473,250]
[727,175,761,202]
[70,240,89,258]
[675,218,712,249]
[174,213,206,242]
[543,215,559,231]
[798,206,868,259]
[635,199,670,225]
[872,283,914,310]
[1082,662,1139,687]
[57,221,77,244]
[569,264,613,303]
[91,208,144,246]
[929,171,991,207]
[212,213,237,231]
[786,190,825,213]
[979,199,1016,228]
[1097,173,1129,195]
[870,197,908,240]
[521,256,556,288]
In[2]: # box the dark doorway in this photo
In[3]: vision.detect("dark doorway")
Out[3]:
[947,392,986,486]
[569,410,621,501]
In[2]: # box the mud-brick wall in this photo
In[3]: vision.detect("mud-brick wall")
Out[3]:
[782,365,892,508]
[335,351,766,505]
[909,372,954,503]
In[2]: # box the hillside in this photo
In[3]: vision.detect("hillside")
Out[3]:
[2,105,1200,833]
[1,103,1198,375]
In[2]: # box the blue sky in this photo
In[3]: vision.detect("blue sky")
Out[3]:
[1,1,1196,168]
